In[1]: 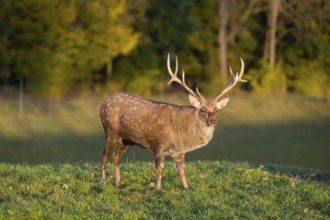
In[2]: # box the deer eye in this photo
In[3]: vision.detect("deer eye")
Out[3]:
[200,107,208,113]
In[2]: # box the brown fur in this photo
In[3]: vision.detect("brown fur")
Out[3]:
[100,92,227,190]
[100,55,245,190]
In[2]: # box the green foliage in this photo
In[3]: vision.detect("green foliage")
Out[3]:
[112,0,195,95]
[280,19,330,98]
[144,0,195,53]
[248,59,287,96]
[185,0,219,81]
[275,0,330,98]
[289,61,329,98]
[126,69,165,97]
[0,0,139,97]
[0,162,329,219]
[113,46,164,96]
[185,0,266,95]
[1,0,329,98]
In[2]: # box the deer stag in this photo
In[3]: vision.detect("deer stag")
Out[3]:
[100,54,246,190]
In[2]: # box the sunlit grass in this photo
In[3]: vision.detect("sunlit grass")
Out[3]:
[0,161,329,219]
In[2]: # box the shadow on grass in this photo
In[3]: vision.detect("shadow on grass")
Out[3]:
[0,132,103,163]
[188,116,330,170]
[0,116,329,170]
[260,163,330,184]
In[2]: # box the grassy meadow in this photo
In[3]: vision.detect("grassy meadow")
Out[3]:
[0,93,329,169]
[0,93,330,219]
[0,161,329,219]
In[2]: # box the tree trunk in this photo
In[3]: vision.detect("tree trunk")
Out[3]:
[106,58,113,78]
[267,0,280,70]
[219,0,229,84]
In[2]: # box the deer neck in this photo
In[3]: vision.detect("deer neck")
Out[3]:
[174,107,215,153]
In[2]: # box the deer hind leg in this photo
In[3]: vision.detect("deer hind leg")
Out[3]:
[153,150,165,190]
[101,132,126,187]
[112,143,127,188]
[173,153,189,189]
[101,147,110,186]
[101,134,114,186]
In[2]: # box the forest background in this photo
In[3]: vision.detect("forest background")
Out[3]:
[0,0,329,98]
[0,0,329,170]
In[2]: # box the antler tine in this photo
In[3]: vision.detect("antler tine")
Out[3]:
[196,87,205,101]
[175,56,178,77]
[167,53,179,85]
[215,58,247,101]
[229,66,236,86]
[238,58,247,83]
[167,53,203,101]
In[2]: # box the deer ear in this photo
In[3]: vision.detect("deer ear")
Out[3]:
[216,98,229,109]
[189,95,201,109]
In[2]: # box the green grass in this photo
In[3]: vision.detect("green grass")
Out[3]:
[0,93,329,169]
[0,161,329,219]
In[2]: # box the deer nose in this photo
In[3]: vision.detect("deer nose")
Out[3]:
[209,119,217,125]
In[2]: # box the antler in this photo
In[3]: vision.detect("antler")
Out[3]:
[214,58,247,101]
[167,53,205,101]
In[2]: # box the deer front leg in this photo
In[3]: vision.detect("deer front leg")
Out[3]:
[153,151,165,190]
[173,153,189,189]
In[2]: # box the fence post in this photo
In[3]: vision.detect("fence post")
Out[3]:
[19,79,24,117]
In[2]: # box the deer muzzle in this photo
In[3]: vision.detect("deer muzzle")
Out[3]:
[207,114,217,126]
[209,118,217,125]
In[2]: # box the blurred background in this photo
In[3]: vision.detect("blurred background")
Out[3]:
[0,0,329,169]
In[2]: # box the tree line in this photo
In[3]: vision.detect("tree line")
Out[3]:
[0,0,329,98]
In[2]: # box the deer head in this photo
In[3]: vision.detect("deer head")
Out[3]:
[167,53,247,127]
